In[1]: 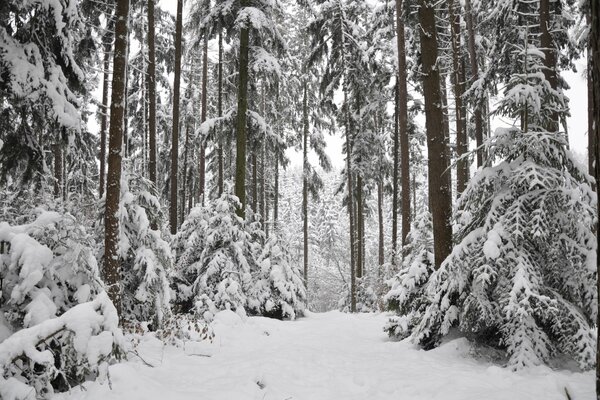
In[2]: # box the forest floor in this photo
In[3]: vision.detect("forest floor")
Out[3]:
[57,311,593,400]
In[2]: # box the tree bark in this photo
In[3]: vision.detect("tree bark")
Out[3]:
[465,0,483,167]
[345,90,356,313]
[303,80,309,288]
[590,0,600,397]
[147,0,157,225]
[217,27,224,196]
[356,175,363,280]
[53,140,63,199]
[378,179,384,268]
[104,0,130,315]
[99,15,114,199]
[418,0,453,269]
[199,37,208,204]
[395,0,411,248]
[449,0,468,194]
[169,0,183,234]
[392,84,400,262]
[235,0,250,217]
[539,0,558,132]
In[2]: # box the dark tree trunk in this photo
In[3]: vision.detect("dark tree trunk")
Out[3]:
[378,179,384,268]
[345,90,356,313]
[449,0,468,194]
[199,37,208,204]
[465,0,483,167]
[396,0,411,248]
[591,0,600,397]
[303,80,309,288]
[418,0,453,269]
[53,140,63,199]
[104,0,130,315]
[540,0,558,132]
[147,0,157,218]
[252,153,257,211]
[99,15,114,199]
[273,145,279,232]
[217,27,224,196]
[356,175,363,280]
[169,0,183,234]
[392,84,400,262]
[235,0,250,217]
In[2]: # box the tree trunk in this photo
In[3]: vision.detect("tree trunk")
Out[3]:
[392,84,400,262]
[356,174,363,280]
[590,0,600,397]
[396,0,411,248]
[104,0,130,315]
[465,0,483,167]
[252,153,257,211]
[449,0,468,194]
[99,16,114,199]
[345,90,356,313]
[418,0,453,269]
[303,80,309,288]
[217,27,224,196]
[199,37,208,204]
[53,140,63,199]
[273,145,279,232]
[378,179,384,268]
[235,0,250,217]
[147,0,157,222]
[169,0,183,234]
[539,0,558,132]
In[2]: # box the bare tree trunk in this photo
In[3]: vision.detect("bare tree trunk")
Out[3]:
[356,175,363,280]
[303,80,309,288]
[252,153,257,212]
[465,0,483,167]
[147,0,156,187]
[217,27,224,196]
[590,0,600,397]
[392,84,400,262]
[396,0,411,248]
[99,16,114,199]
[104,0,130,315]
[273,146,279,232]
[235,0,250,217]
[345,90,356,313]
[169,0,183,234]
[540,0,558,132]
[199,37,208,204]
[378,179,384,268]
[181,121,191,223]
[449,0,468,194]
[53,139,63,199]
[418,0,453,269]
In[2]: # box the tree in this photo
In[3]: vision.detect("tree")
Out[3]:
[417,0,452,270]
[235,0,251,217]
[170,0,183,233]
[104,0,131,314]
[147,0,158,190]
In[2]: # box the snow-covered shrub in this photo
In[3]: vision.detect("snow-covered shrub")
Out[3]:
[247,237,306,319]
[408,129,596,369]
[384,208,434,339]
[0,292,123,400]
[0,210,102,332]
[98,171,172,329]
[174,189,254,320]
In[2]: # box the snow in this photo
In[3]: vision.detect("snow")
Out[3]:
[54,312,592,400]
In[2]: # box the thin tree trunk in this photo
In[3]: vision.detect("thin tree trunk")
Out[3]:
[169,0,183,233]
[104,0,130,315]
[302,80,309,288]
[465,0,483,167]
[217,27,224,196]
[392,84,400,262]
[181,121,191,223]
[252,153,258,211]
[378,179,384,268]
[345,90,356,313]
[235,0,250,217]
[273,146,279,231]
[418,0,453,269]
[53,140,63,199]
[395,0,411,248]
[147,0,157,226]
[99,16,114,199]
[449,0,468,194]
[356,175,363,280]
[590,0,600,397]
[199,37,208,204]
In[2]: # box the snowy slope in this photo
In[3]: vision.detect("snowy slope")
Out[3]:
[55,311,593,400]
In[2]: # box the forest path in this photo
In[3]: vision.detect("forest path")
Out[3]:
[57,311,592,400]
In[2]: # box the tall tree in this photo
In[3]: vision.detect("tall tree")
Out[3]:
[591,0,600,396]
[418,0,452,269]
[465,0,484,167]
[104,0,131,314]
[235,0,251,217]
[99,15,114,198]
[170,0,183,233]
[147,0,158,189]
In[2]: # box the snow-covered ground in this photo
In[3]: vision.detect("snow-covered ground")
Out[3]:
[56,311,593,400]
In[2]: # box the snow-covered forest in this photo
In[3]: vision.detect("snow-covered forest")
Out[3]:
[1,0,600,398]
